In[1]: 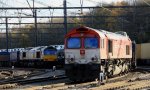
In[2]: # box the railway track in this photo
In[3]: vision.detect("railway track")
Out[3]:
[90,68,150,90]
[41,68,150,90]
[0,75,67,89]
[0,69,66,89]
[91,79,150,90]
[0,69,48,84]
[1,67,150,90]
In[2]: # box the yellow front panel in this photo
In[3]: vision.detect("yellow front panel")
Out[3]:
[43,55,57,61]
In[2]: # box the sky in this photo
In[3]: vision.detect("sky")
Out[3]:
[0,0,127,19]
[0,0,126,32]
[2,0,124,7]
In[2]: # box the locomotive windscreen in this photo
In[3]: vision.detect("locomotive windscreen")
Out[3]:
[67,37,81,49]
[67,37,98,49]
[44,50,57,55]
[84,37,98,48]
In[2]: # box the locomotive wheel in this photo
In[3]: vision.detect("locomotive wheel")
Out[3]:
[105,74,108,80]
[108,70,113,78]
[125,65,129,74]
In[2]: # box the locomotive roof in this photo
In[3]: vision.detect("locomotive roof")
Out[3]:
[66,26,131,41]
[80,26,130,40]
[30,46,47,51]
[29,46,57,51]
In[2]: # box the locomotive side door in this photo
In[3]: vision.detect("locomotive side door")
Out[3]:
[108,40,113,58]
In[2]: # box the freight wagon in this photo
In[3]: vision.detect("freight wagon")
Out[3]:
[136,43,150,66]
[0,51,19,67]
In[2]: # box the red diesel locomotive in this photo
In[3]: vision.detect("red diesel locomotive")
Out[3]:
[64,26,136,81]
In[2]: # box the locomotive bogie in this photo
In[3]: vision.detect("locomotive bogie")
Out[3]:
[65,64,100,81]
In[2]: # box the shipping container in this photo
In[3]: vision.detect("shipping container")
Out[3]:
[136,43,150,65]
[141,43,150,59]
[0,52,10,61]
[10,52,18,62]
[136,44,141,59]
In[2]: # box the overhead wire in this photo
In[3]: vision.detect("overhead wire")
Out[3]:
[80,0,84,14]
[0,0,33,26]
[26,0,34,15]
[142,0,150,6]
[28,0,63,19]
[66,2,80,16]
[0,0,140,26]
[29,0,51,7]
[0,0,63,25]
[86,0,100,5]
[0,0,33,27]
[17,9,22,28]
[5,0,34,17]
[48,9,54,28]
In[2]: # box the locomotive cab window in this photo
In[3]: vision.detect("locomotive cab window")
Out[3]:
[36,52,41,58]
[126,45,130,55]
[108,40,113,53]
[84,37,98,48]
[103,39,105,48]
[67,37,81,49]
[101,39,104,48]
[23,52,26,58]
[101,39,103,48]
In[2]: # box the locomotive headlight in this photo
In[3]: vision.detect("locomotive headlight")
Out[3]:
[57,56,60,59]
[70,58,74,61]
[66,54,75,63]
[91,57,94,61]
[91,56,98,62]
[67,57,75,63]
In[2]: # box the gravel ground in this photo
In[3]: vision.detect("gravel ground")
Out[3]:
[0,70,31,80]
[0,71,12,79]
[2,67,150,90]
[0,68,45,81]
[14,68,150,90]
